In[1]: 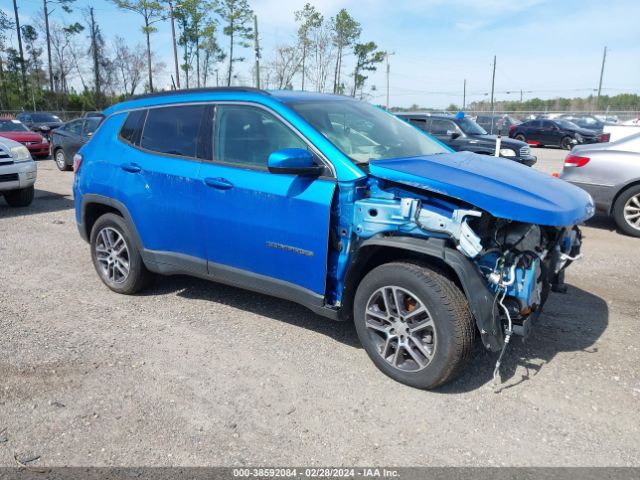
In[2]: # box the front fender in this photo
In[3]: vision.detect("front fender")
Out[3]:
[357,235,504,352]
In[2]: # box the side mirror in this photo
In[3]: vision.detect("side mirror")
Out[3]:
[267,148,324,176]
[449,131,461,140]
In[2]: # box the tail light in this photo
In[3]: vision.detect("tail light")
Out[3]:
[564,154,590,167]
[509,125,517,136]
[598,132,610,143]
[73,153,83,172]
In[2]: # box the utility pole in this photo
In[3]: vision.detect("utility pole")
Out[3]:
[254,14,261,89]
[168,1,180,89]
[463,79,466,110]
[12,0,28,102]
[490,55,496,116]
[43,0,54,92]
[596,46,607,110]
[520,89,523,102]
[89,7,101,108]
[385,51,395,110]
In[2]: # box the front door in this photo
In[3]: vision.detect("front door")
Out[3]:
[198,104,336,296]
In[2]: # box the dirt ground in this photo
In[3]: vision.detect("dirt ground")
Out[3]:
[0,147,638,467]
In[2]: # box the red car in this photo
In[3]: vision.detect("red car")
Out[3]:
[0,118,50,159]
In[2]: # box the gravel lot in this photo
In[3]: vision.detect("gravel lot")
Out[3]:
[1,147,639,467]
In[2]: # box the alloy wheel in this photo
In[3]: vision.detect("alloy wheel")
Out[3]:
[364,286,436,372]
[55,150,66,170]
[95,227,130,284]
[623,194,640,231]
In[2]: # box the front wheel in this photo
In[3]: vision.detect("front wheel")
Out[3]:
[354,262,475,389]
[561,136,574,150]
[90,213,152,294]
[4,185,34,207]
[613,185,640,237]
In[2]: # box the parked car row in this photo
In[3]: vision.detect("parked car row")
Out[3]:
[396,112,536,165]
[0,111,104,166]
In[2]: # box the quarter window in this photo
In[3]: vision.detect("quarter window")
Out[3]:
[214,105,307,167]
[120,110,146,145]
[141,105,206,158]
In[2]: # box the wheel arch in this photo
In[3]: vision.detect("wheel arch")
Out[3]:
[81,194,144,253]
[340,235,504,352]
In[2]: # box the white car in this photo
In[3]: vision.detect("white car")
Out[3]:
[0,136,37,207]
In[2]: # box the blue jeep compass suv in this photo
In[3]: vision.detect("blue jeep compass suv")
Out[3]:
[74,88,594,389]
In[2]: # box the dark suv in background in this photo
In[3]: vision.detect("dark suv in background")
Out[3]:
[510,119,602,149]
[397,112,536,166]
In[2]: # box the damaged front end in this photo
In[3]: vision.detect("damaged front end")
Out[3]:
[350,182,583,344]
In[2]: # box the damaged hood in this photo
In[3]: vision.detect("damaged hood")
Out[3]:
[369,151,594,226]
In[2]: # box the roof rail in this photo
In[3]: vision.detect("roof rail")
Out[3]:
[129,86,269,101]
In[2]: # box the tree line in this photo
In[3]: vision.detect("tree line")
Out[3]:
[0,0,386,112]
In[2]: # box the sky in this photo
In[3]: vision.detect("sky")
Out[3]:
[3,0,640,108]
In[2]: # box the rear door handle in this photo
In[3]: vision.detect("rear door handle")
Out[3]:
[121,162,141,173]
[204,177,233,190]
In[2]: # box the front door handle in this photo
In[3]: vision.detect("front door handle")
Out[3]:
[204,177,233,190]
[121,162,141,173]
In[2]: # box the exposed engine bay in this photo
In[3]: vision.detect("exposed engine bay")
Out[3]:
[343,178,584,380]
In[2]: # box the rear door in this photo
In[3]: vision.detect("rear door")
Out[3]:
[541,120,561,145]
[198,103,336,296]
[112,104,208,267]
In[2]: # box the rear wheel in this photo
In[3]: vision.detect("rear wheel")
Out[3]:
[90,213,152,294]
[4,185,34,207]
[354,262,475,389]
[54,148,70,171]
[613,185,640,238]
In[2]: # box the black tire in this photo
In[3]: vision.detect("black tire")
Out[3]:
[90,213,153,294]
[560,136,574,150]
[54,148,70,171]
[514,133,526,142]
[613,185,640,238]
[354,262,475,389]
[4,185,34,207]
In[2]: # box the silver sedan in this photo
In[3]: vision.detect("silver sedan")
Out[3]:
[560,133,640,237]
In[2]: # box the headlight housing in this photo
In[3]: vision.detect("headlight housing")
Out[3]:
[574,133,583,142]
[10,145,31,162]
[499,148,517,157]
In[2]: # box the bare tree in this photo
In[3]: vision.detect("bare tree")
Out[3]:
[308,21,334,93]
[269,45,301,90]
[113,36,146,95]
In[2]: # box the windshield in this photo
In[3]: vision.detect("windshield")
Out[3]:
[288,99,449,164]
[0,120,30,132]
[556,119,580,129]
[457,117,487,135]
[31,113,61,123]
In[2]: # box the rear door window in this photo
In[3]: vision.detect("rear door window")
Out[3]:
[67,120,83,135]
[140,105,207,158]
